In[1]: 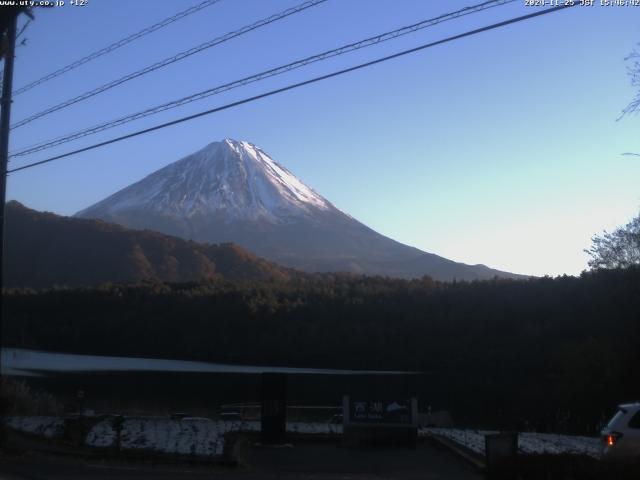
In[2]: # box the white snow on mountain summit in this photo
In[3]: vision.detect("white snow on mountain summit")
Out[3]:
[76,137,525,280]
[77,139,332,224]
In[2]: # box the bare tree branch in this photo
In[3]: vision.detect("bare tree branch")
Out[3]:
[585,212,640,269]
[619,44,640,119]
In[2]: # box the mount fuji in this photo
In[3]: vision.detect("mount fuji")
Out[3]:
[76,138,524,281]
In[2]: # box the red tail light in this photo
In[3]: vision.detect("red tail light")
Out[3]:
[605,432,624,446]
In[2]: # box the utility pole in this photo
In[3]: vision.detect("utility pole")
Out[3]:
[0,8,19,400]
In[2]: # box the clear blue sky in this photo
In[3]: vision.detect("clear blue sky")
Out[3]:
[5,0,640,277]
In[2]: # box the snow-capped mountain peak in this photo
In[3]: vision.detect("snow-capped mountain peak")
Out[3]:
[220,138,329,212]
[76,138,526,281]
[77,138,331,223]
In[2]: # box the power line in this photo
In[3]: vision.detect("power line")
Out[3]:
[15,18,30,43]
[10,0,516,158]
[10,0,328,130]
[6,4,576,175]
[12,0,223,96]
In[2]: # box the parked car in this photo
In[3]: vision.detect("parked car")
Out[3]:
[601,402,640,461]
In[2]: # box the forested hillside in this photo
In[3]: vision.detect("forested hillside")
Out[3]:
[4,201,295,288]
[3,267,639,432]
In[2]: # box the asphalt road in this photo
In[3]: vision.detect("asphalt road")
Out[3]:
[0,441,482,480]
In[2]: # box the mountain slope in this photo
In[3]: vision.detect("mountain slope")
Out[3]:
[76,138,525,281]
[4,201,295,289]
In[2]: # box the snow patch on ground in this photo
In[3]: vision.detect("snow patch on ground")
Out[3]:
[6,416,597,460]
[118,418,225,457]
[286,421,343,435]
[85,418,117,448]
[424,428,601,458]
[3,415,343,458]
[517,432,601,457]
[85,418,340,457]
[5,416,64,439]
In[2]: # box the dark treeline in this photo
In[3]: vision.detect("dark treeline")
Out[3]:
[3,267,639,433]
